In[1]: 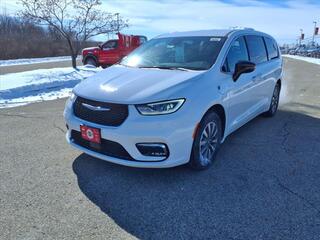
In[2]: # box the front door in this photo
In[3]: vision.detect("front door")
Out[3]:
[220,36,259,134]
[100,40,120,65]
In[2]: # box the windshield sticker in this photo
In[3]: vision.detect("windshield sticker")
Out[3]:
[210,37,221,41]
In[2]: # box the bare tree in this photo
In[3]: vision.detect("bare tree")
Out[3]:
[19,0,128,68]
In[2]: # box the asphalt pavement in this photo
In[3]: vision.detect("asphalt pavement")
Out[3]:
[0,57,320,240]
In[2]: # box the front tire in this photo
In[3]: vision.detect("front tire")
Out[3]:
[101,64,110,69]
[84,57,97,67]
[189,111,222,170]
[263,83,280,117]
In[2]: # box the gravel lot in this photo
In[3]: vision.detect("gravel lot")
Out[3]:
[0,58,320,240]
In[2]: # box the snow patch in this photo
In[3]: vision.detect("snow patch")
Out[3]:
[0,56,79,67]
[283,55,320,65]
[0,66,102,108]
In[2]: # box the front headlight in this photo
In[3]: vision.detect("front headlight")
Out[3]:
[135,99,185,115]
[69,92,77,102]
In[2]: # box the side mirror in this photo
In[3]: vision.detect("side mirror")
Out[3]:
[233,61,256,81]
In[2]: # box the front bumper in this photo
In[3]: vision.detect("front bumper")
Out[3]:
[64,98,196,168]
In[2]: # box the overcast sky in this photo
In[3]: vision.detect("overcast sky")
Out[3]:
[1,0,320,44]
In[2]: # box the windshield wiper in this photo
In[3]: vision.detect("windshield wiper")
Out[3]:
[138,66,190,71]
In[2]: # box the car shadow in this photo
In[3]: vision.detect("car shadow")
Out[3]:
[72,109,320,239]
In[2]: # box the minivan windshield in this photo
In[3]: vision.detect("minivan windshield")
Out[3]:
[120,36,226,70]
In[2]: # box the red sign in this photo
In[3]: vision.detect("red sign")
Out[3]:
[80,125,101,144]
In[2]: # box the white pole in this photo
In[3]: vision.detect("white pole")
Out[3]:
[312,21,317,46]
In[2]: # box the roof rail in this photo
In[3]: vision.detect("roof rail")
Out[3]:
[229,27,255,31]
[244,28,255,31]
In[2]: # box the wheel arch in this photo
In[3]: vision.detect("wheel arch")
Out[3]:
[83,54,98,65]
[277,79,282,89]
[201,103,226,139]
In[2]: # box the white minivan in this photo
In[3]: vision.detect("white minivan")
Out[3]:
[64,29,282,169]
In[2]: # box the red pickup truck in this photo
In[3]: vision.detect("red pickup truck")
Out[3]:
[82,33,147,68]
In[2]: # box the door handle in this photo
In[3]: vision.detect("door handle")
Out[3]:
[252,74,261,82]
[251,76,258,82]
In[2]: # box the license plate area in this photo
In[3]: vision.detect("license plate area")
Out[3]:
[80,125,101,144]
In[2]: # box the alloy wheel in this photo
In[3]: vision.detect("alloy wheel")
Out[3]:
[199,121,218,165]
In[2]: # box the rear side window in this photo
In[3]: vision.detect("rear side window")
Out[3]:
[223,36,249,72]
[245,35,268,64]
[103,40,118,49]
[264,37,279,60]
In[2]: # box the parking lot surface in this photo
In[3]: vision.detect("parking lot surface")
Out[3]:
[1,58,320,239]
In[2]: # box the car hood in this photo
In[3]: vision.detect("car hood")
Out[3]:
[82,47,100,52]
[73,65,205,104]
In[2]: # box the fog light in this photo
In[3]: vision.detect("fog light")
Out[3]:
[136,143,169,158]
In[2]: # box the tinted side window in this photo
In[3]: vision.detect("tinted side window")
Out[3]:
[245,35,268,64]
[264,37,279,60]
[224,36,249,72]
[103,40,118,49]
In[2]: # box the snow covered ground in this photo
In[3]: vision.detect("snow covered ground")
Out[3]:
[0,65,102,108]
[1,54,319,109]
[283,55,320,65]
[0,56,79,67]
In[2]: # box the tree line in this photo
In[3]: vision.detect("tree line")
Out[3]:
[1,0,128,68]
[0,13,96,60]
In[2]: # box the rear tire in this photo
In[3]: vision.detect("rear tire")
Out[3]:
[263,83,280,117]
[189,111,222,170]
[84,58,97,67]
